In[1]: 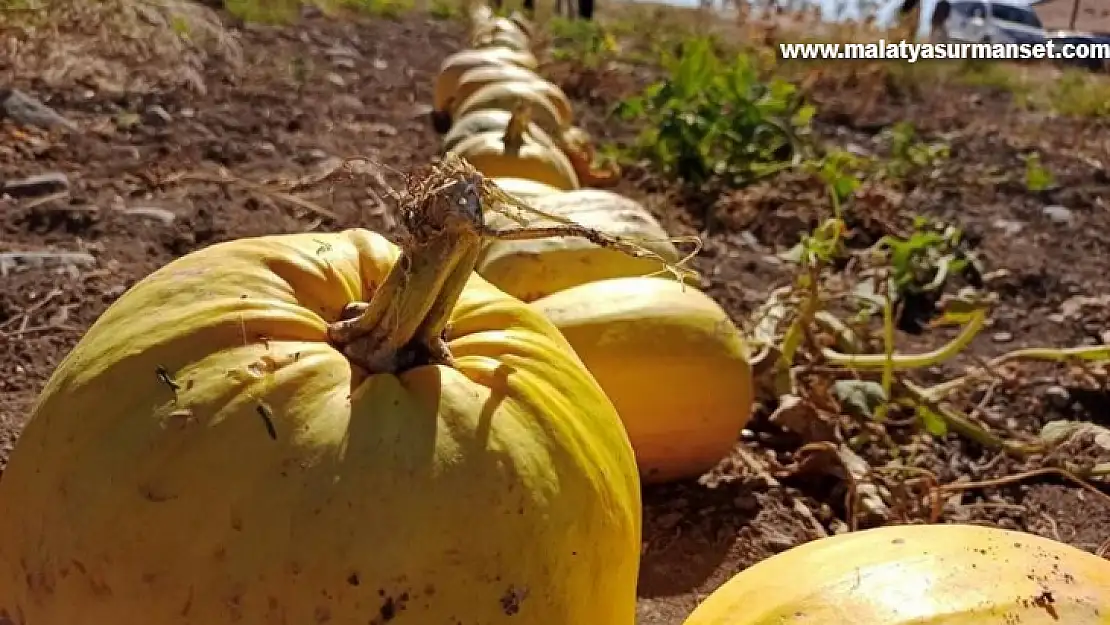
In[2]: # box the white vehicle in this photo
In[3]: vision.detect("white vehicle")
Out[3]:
[932,0,1048,45]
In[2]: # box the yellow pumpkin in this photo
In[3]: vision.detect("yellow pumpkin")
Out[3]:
[683,523,1110,624]
[453,81,571,138]
[449,130,580,191]
[477,189,694,302]
[530,276,753,483]
[451,66,569,122]
[472,29,532,52]
[506,10,537,40]
[490,176,565,202]
[442,110,620,188]
[443,108,558,154]
[471,17,532,51]
[0,161,641,625]
[431,47,538,133]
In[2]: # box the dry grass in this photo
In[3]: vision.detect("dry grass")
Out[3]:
[0,0,242,94]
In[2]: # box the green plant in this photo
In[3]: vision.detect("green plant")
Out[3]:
[1022,152,1055,192]
[224,0,301,23]
[806,147,871,215]
[883,121,949,180]
[615,36,814,188]
[169,14,192,39]
[341,0,411,19]
[876,218,969,301]
[1049,69,1110,117]
[548,17,617,69]
[429,0,457,19]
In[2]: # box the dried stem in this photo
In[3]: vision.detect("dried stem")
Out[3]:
[502,100,530,157]
[328,155,486,374]
[326,153,701,374]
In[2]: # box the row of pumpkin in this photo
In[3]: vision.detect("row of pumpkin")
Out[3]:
[428,4,756,484]
[0,7,1103,624]
[429,7,1110,624]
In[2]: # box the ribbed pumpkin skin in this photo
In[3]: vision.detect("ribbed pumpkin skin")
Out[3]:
[472,22,532,53]
[0,229,641,625]
[454,82,567,138]
[450,131,580,191]
[431,48,538,120]
[682,524,1110,625]
[451,66,557,118]
[530,277,752,483]
[478,190,691,302]
[442,109,556,154]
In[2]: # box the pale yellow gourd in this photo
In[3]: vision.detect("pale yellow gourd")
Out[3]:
[504,10,536,39]
[431,47,538,133]
[530,276,753,483]
[442,109,621,188]
[453,81,571,138]
[443,108,558,154]
[477,189,695,302]
[683,523,1110,624]
[0,158,641,625]
[449,130,580,191]
[451,66,566,120]
[473,29,532,52]
[471,17,532,52]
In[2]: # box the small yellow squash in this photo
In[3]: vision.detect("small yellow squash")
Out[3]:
[531,276,753,483]
[683,523,1110,625]
[453,80,571,138]
[477,189,692,302]
[0,159,641,625]
[473,29,532,52]
[443,108,558,154]
[471,17,532,51]
[431,47,538,133]
[449,130,580,191]
[507,10,537,40]
[451,66,568,121]
[443,109,620,188]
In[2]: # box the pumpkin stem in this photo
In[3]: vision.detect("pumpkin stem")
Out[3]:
[328,154,486,374]
[501,99,531,158]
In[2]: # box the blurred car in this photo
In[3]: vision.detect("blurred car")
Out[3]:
[932,0,1048,45]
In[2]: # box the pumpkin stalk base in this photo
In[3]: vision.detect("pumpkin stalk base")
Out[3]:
[328,155,487,375]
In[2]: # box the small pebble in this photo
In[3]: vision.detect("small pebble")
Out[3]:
[992,218,1023,235]
[144,105,173,125]
[1042,205,1073,224]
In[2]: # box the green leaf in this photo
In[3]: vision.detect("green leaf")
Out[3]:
[832,379,888,420]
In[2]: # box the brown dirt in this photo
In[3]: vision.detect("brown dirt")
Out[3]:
[1035,0,1110,32]
[2,6,1110,624]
